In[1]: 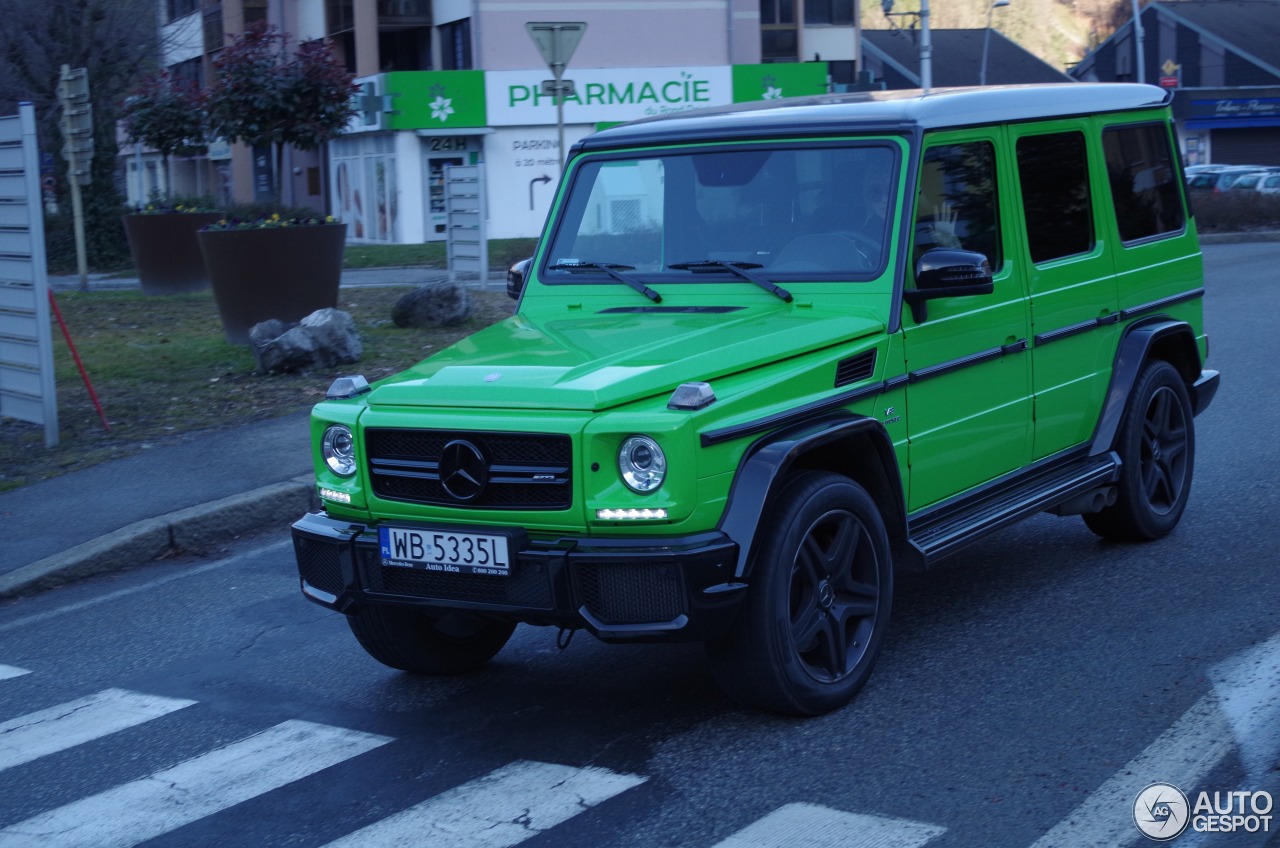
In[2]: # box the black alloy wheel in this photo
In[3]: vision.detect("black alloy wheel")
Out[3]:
[708,471,892,716]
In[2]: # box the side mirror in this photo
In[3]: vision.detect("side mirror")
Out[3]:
[506,257,532,301]
[903,248,994,322]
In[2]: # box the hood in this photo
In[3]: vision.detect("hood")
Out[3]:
[366,303,883,412]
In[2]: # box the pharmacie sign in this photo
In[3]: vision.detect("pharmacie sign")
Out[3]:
[372,64,829,131]
[488,67,730,125]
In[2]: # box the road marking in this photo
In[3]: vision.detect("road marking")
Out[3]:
[710,803,946,848]
[0,540,293,635]
[0,719,392,848]
[1027,693,1233,848]
[321,760,646,848]
[0,663,31,680]
[0,688,196,772]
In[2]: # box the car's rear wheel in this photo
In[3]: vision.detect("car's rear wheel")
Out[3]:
[707,471,892,716]
[1085,359,1195,541]
[347,605,515,675]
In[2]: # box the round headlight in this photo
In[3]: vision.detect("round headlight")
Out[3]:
[618,435,666,493]
[322,425,357,477]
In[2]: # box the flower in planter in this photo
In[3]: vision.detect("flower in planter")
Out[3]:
[202,212,339,231]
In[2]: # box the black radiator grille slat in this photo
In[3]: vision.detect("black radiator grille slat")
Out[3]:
[366,429,573,510]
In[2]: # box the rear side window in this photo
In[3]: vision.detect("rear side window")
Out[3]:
[1016,132,1094,263]
[1102,123,1185,242]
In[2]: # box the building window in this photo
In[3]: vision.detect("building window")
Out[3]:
[1103,122,1184,242]
[328,0,355,35]
[170,56,203,89]
[1017,132,1094,263]
[761,0,796,24]
[805,0,854,25]
[440,18,472,70]
[167,0,199,22]
[202,1,223,53]
[761,0,798,61]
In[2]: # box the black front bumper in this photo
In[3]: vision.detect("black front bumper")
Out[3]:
[291,512,744,642]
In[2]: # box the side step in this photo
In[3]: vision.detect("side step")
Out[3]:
[908,452,1120,567]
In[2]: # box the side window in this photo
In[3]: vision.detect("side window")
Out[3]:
[1102,123,1185,242]
[913,141,1001,271]
[1017,132,1094,263]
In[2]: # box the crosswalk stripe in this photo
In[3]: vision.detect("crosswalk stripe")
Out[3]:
[0,688,196,772]
[0,663,31,680]
[710,803,946,848]
[321,760,647,848]
[1027,693,1233,848]
[0,719,393,848]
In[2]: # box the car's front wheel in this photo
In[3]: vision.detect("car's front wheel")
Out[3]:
[707,471,892,716]
[347,605,515,675]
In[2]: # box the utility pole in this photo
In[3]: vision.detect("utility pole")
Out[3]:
[57,65,93,290]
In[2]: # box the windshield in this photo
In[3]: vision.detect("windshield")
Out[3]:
[543,143,899,285]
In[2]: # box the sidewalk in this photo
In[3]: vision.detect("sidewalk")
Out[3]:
[1,265,508,599]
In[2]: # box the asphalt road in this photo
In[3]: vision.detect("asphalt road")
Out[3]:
[0,242,1277,848]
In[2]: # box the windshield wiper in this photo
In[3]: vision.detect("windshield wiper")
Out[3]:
[668,260,793,303]
[548,261,661,303]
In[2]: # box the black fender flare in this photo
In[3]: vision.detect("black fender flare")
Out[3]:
[1090,318,1202,456]
[715,412,905,579]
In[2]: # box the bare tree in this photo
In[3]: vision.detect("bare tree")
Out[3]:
[0,0,161,267]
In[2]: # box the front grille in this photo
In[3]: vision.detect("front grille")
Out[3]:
[359,547,554,609]
[294,535,344,595]
[365,429,572,510]
[574,562,686,625]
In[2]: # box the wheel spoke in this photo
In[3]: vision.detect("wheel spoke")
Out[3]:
[834,580,879,618]
[817,611,849,676]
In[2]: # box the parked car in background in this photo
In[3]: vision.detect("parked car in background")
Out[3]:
[1186,166,1272,192]
[1218,171,1271,192]
[1257,173,1280,194]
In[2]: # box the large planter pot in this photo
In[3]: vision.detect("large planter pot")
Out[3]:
[122,212,223,294]
[197,224,346,345]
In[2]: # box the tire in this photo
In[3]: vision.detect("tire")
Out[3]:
[1084,359,1195,542]
[347,605,516,675]
[707,471,893,716]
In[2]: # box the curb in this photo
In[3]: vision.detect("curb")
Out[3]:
[0,476,317,599]
[1198,230,1280,243]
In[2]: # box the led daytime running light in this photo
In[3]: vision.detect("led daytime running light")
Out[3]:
[596,508,669,520]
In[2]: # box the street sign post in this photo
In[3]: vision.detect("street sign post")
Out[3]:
[525,22,586,167]
[57,65,92,289]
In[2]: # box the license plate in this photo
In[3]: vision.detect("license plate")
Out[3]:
[378,526,511,576]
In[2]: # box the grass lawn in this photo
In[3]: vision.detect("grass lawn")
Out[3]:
[0,286,515,492]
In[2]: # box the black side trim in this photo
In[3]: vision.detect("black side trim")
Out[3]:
[1118,288,1205,320]
[598,306,744,314]
[1033,288,1202,348]
[907,339,1028,384]
[1035,312,1120,346]
[701,381,889,447]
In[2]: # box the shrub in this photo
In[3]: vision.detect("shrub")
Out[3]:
[1191,190,1280,232]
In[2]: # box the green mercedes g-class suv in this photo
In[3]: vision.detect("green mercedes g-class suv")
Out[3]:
[292,83,1218,715]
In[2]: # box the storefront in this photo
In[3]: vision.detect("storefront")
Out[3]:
[1174,89,1280,167]
[330,63,829,243]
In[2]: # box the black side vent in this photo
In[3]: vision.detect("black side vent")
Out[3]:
[835,350,877,387]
